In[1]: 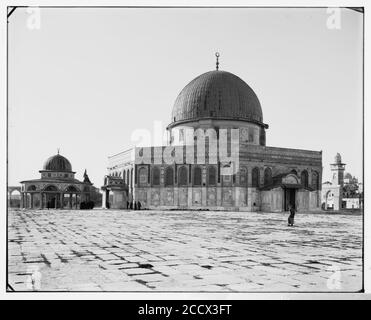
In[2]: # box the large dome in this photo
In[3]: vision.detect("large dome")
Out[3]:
[42,154,72,172]
[169,70,264,127]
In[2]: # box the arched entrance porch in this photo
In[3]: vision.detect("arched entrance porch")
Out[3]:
[63,185,81,209]
[43,185,61,209]
[101,175,128,209]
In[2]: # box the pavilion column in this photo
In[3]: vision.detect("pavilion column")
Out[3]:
[40,193,44,209]
[75,194,78,209]
[54,194,57,209]
[69,194,72,209]
[60,193,64,209]
[25,193,28,209]
[30,193,34,209]
[20,193,24,208]
[102,190,107,209]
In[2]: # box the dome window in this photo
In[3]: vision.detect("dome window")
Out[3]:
[179,129,184,143]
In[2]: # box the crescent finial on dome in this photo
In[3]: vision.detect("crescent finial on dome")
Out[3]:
[215,52,220,70]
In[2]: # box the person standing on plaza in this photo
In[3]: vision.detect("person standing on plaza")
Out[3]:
[288,204,296,226]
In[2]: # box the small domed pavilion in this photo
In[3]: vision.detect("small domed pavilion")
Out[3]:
[20,152,93,209]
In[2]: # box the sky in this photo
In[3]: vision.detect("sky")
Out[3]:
[8,7,363,187]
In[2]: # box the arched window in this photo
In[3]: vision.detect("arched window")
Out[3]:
[248,127,255,143]
[138,167,147,186]
[165,166,174,186]
[252,167,260,188]
[178,166,188,186]
[264,167,273,186]
[208,166,217,186]
[239,168,247,186]
[290,169,298,175]
[301,170,309,188]
[152,166,160,186]
[44,185,59,192]
[312,171,319,190]
[65,185,78,192]
[193,166,202,186]
[27,185,37,191]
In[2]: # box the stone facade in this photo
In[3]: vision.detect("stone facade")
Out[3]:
[104,143,322,212]
[103,65,322,212]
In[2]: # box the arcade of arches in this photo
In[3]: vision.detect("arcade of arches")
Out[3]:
[105,152,321,212]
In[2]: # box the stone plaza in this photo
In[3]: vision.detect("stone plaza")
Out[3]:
[7,209,362,292]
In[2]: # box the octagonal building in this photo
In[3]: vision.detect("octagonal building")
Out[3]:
[20,153,94,209]
[102,59,322,212]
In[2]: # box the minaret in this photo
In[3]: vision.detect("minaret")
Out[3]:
[331,153,346,186]
[330,153,346,210]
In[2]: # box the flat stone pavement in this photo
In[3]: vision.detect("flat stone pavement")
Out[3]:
[7,209,362,292]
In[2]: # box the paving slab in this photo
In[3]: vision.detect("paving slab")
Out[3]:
[7,209,362,292]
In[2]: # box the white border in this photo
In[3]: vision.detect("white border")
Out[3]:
[0,0,369,300]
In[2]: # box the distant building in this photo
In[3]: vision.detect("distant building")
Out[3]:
[20,152,94,209]
[344,172,358,185]
[8,186,21,208]
[102,57,322,212]
[322,153,363,210]
[342,198,361,209]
